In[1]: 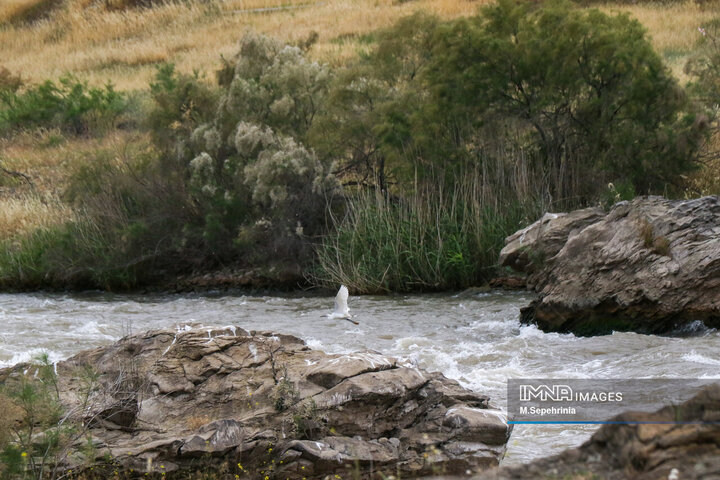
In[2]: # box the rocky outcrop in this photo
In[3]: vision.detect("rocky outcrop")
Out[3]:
[45,326,509,477]
[478,383,720,480]
[499,196,720,335]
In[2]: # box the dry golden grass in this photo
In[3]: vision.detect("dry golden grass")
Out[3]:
[685,132,720,196]
[0,0,713,91]
[0,0,485,90]
[0,194,74,241]
[0,129,150,194]
[0,130,152,241]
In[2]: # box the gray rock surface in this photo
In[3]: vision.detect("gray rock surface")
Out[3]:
[499,196,720,335]
[50,326,510,477]
[477,383,720,480]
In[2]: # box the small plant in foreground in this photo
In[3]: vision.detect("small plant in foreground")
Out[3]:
[272,370,299,412]
[638,219,672,256]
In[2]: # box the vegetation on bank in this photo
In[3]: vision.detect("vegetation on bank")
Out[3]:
[0,0,719,293]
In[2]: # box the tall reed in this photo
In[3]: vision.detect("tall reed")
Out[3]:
[314,150,549,293]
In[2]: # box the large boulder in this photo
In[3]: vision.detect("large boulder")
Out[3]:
[478,383,720,480]
[499,196,720,335]
[45,326,510,477]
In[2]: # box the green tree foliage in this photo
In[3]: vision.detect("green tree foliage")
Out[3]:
[0,74,124,135]
[421,0,702,199]
[147,63,218,159]
[315,0,702,199]
[310,12,439,192]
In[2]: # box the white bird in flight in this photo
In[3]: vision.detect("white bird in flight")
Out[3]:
[327,285,358,325]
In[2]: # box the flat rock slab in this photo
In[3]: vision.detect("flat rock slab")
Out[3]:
[477,383,720,480]
[43,326,510,478]
[499,196,720,335]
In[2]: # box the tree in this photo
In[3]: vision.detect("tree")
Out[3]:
[184,32,337,262]
[309,12,440,193]
[422,0,703,201]
[686,18,720,164]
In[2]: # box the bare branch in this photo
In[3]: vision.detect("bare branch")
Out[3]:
[0,160,35,190]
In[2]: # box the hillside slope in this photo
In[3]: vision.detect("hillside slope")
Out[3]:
[0,0,716,90]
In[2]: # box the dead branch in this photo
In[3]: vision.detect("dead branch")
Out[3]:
[0,161,35,190]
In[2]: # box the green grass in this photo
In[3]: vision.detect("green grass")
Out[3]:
[0,219,140,291]
[313,176,536,293]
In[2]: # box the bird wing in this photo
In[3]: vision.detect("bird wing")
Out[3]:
[334,285,349,315]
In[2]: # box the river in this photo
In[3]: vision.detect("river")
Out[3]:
[1,290,718,466]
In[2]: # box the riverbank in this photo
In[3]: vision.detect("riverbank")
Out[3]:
[2,0,718,294]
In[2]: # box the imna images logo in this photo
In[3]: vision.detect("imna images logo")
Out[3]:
[519,384,573,402]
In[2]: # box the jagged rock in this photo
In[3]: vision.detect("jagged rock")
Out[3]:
[500,207,605,284]
[48,326,510,478]
[499,196,720,335]
[477,383,720,480]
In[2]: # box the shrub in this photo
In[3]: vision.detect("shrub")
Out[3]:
[0,136,187,290]
[0,67,22,93]
[0,355,139,479]
[0,75,125,135]
[292,399,324,440]
[21,33,340,290]
[685,17,720,193]
[0,354,68,480]
[147,63,218,158]
[178,32,337,266]
[215,32,331,139]
[62,141,195,287]
[272,377,299,412]
[687,19,720,107]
